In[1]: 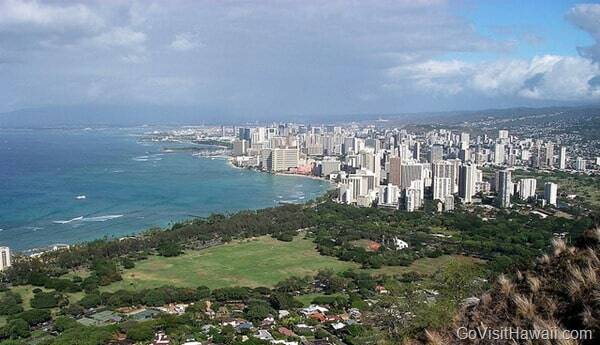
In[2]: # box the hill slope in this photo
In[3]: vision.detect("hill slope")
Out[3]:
[423,228,600,345]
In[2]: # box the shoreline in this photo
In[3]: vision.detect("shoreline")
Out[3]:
[7,154,333,254]
[227,156,337,187]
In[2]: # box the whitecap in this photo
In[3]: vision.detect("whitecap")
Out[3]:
[53,216,84,224]
[24,226,43,231]
[76,195,86,200]
[82,215,123,222]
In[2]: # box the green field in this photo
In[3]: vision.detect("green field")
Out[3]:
[103,236,361,291]
[3,285,84,310]
[371,255,483,276]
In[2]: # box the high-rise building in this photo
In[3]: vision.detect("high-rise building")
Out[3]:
[433,177,452,201]
[389,156,402,186]
[338,170,376,205]
[378,184,400,206]
[238,127,251,141]
[544,143,554,168]
[494,143,505,165]
[519,178,537,201]
[261,148,299,172]
[413,142,421,161]
[544,182,558,206]
[458,164,476,203]
[359,151,381,183]
[498,130,509,140]
[405,180,423,212]
[497,170,512,208]
[232,139,248,156]
[460,132,470,147]
[429,144,443,163]
[400,163,425,190]
[576,157,586,171]
[432,161,455,201]
[0,247,11,271]
[559,147,567,170]
[320,159,341,177]
[271,148,299,172]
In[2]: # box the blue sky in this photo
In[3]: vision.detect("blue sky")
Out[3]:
[461,0,592,58]
[1,0,600,118]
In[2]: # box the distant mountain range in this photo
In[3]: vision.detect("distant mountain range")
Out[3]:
[1,104,600,128]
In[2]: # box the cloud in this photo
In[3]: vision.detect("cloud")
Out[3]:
[0,1,596,115]
[386,55,600,101]
[170,32,203,51]
[92,27,146,47]
[0,0,103,29]
[565,3,600,61]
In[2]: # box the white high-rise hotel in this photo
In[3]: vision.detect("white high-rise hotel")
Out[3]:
[0,246,11,271]
[519,178,537,200]
[544,182,558,206]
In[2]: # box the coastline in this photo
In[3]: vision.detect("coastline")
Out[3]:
[227,156,337,187]
[4,148,332,254]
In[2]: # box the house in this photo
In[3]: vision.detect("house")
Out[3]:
[278,327,296,337]
[235,321,254,332]
[300,305,329,316]
[261,316,275,326]
[348,308,362,320]
[308,312,327,322]
[331,322,346,330]
[278,310,290,319]
[393,238,409,250]
[152,332,170,345]
[255,330,274,341]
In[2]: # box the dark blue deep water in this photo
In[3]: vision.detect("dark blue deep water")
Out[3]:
[0,128,330,250]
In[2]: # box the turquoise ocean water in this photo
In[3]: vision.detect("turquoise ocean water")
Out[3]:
[0,128,330,251]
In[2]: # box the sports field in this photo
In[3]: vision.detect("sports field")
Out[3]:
[103,235,360,291]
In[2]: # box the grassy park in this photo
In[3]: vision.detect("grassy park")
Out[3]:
[103,235,360,291]
[101,235,478,292]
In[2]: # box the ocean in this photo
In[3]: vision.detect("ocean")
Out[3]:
[0,127,331,251]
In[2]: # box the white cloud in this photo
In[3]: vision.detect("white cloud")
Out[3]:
[0,0,103,30]
[170,32,203,51]
[120,54,147,64]
[566,3,600,61]
[93,27,146,47]
[386,55,600,101]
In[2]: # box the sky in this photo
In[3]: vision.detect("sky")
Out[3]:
[2,0,600,118]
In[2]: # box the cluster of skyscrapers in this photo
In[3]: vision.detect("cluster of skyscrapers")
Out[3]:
[231,125,566,212]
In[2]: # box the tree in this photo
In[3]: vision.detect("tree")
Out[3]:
[6,319,29,339]
[143,289,168,307]
[245,300,274,324]
[51,326,114,345]
[30,292,62,309]
[126,321,155,342]
[78,294,102,309]
[157,242,182,257]
[53,316,79,332]
[0,293,23,316]
[269,293,302,310]
[9,309,51,326]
